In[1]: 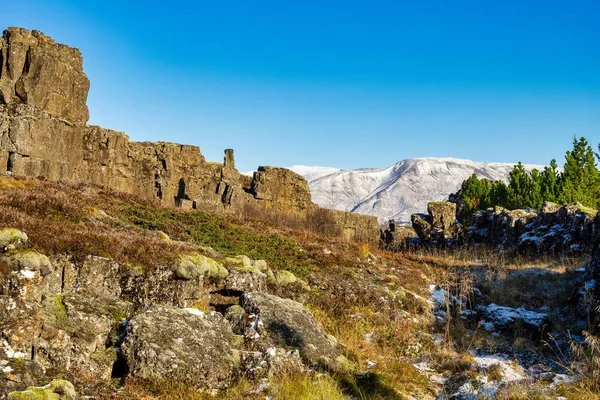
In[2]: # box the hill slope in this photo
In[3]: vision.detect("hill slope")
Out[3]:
[290,158,545,224]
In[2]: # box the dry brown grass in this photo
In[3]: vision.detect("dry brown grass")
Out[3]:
[112,378,255,400]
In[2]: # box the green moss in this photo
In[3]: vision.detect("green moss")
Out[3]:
[43,295,70,332]
[231,335,244,349]
[0,228,28,248]
[12,358,26,373]
[106,304,128,323]
[118,205,316,278]
[12,251,51,270]
[334,355,358,373]
[577,204,598,216]
[8,388,59,400]
[91,347,118,365]
[6,379,76,400]
[252,259,268,272]
[225,261,264,276]
[275,270,297,285]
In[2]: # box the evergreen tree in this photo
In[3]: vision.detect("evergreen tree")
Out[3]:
[540,159,559,203]
[559,137,600,208]
[460,174,491,215]
[507,162,531,209]
[457,136,600,215]
[483,181,509,209]
[527,169,543,209]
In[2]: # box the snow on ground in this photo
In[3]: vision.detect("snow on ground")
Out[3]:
[481,303,547,331]
[290,157,545,224]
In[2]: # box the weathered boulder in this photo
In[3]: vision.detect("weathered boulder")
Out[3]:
[240,292,344,369]
[0,292,130,387]
[0,228,28,252]
[7,379,77,400]
[121,306,235,391]
[479,303,548,340]
[36,294,131,380]
[411,213,432,240]
[238,347,306,381]
[222,266,267,293]
[173,253,228,281]
[428,202,456,233]
[120,264,206,309]
[73,256,122,298]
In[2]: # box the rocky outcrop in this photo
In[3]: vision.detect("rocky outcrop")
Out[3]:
[250,166,313,214]
[428,202,456,233]
[466,202,600,253]
[0,229,345,394]
[0,28,89,125]
[408,199,600,254]
[410,202,461,246]
[240,292,346,370]
[0,27,379,243]
[121,306,235,391]
[7,379,77,400]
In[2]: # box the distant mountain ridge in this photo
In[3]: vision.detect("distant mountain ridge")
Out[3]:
[288,158,545,224]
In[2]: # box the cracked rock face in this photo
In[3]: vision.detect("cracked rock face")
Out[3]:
[0,27,90,125]
[121,306,236,391]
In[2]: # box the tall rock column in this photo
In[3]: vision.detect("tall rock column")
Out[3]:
[0,27,90,179]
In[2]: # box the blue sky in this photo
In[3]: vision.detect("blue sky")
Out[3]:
[2,1,599,172]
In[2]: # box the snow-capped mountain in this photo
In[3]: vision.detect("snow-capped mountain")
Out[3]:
[289,158,545,224]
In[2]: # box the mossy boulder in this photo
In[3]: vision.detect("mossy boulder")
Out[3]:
[251,259,268,272]
[0,228,28,251]
[241,292,344,370]
[7,379,76,400]
[174,253,228,280]
[225,255,253,268]
[155,230,171,241]
[35,294,132,379]
[9,251,51,272]
[121,305,235,391]
[274,270,309,290]
[275,270,297,285]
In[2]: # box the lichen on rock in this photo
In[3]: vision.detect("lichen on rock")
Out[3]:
[121,305,236,391]
[240,292,344,370]
[7,379,77,400]
[174,252,228,281]
[0,228,28,251]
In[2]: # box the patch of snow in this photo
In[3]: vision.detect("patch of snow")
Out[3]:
[367,360,377,369]
[474,355,526,382]
[430,285,447,307]
[19,269,37,279]
[184,308,205,318]
[266,347,277,357]
[552,374,576,386]
[584,280,596,290]
[482,303,546,329]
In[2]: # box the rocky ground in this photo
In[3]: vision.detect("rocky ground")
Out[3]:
[0,175,599,399]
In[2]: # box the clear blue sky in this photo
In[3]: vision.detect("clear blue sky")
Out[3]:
[3,1,599,172]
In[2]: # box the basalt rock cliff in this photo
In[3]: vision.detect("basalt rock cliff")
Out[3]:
[0,27,378,243]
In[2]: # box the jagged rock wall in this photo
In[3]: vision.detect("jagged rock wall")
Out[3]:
[0,28,89,125]
[0,27,379,242]
[467,202,600,253]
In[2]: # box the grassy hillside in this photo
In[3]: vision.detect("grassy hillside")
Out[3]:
[1,175,598,399]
